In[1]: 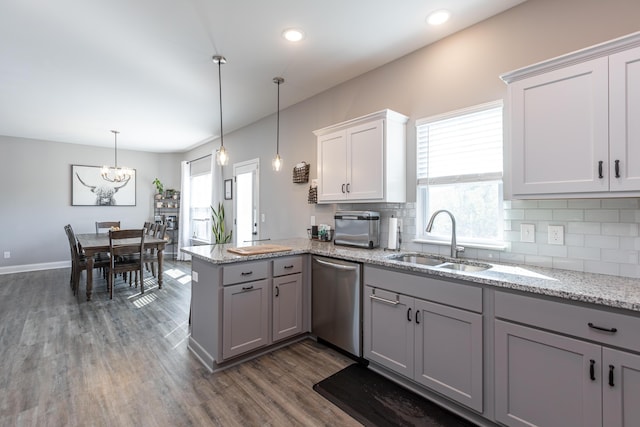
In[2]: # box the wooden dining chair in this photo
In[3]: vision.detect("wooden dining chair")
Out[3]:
[96,221,121,233]
[64,224,109,297]
[144,222,167,279]
[108,229,145,299]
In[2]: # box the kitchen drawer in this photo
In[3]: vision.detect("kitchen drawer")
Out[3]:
[495,291,640,353]
[223,260,269,286]
[273,256,302,277]
[364,266,482,313]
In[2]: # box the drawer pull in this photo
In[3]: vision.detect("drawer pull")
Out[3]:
[241,271,253,276]
[609,365,615,387]
[588,322,618,333]
[284,265,294,269]
[589,359,596,381]
[369,294,399,305]
[241,285,254,291]
[407,308,412,322]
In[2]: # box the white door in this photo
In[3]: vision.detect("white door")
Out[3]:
[233,159,259,245]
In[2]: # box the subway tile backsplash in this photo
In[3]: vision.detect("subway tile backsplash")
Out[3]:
[328,198,640,279]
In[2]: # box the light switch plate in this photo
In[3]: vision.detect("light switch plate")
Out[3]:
[548,225,564,245]
[192,271,199,282]
[520,224,535,243]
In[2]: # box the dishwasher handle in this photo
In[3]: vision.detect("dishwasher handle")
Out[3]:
[313,257,360,271]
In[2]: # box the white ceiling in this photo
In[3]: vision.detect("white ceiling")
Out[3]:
[0,0,525,153]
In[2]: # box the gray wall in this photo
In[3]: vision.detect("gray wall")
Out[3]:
[0,135,181,271]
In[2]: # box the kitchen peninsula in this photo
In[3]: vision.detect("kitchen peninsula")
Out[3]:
[183,239,640,427]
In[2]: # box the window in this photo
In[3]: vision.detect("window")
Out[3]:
[189,157,212,243]
[416,101,503,246]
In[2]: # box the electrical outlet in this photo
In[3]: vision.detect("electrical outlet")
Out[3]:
[548,225,564,245]
[3,251,9,259]
[520,224,535,243]
[192,271,198,282]
[310,216,316,226]
[261,213,266,223]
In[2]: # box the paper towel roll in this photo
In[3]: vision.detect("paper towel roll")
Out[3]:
[388,217,398,250]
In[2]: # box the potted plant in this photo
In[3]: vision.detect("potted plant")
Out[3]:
[211,202,233,244]
[153,178,164,199]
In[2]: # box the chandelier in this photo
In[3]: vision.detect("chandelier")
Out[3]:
[101,130,132,182]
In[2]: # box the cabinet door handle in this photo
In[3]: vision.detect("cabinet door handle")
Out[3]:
[589,359,596,381]
[598,161,604,179]
[346,183,350,193]
[588,322,618,333]
[407,308,412,322]
[341,184,346,193]
[241,285,254,291]
[415,310,420,324]
[369,294,399,305]
[609,365,615,387]
[241,271,253,276]
[275,286,279,297]
[615,160,620,178]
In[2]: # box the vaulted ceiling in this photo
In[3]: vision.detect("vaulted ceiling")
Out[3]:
[0,0,525,152]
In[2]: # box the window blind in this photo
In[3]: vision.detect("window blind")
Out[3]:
[417,102,503,185]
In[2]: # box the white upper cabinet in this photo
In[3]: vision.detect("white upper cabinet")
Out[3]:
[609,46,640,191]
[314,109,408,203]
[502,32,640,198]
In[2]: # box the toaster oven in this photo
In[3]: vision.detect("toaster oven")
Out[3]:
[334,211,380,249]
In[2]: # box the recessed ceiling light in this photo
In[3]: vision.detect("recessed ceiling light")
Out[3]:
[282,28,305,42]
[426,10,450,26]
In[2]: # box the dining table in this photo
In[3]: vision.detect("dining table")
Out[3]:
[76,232,167,301]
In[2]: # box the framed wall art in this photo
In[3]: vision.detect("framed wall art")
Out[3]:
[224,179,232,200]
[71,164,136,206]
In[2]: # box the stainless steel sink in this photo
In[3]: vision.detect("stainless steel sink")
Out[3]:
[386,253,445,266]
[437,262,491,272]
[387,253,491,273]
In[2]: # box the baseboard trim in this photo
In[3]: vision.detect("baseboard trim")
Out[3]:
[0,261,70,275]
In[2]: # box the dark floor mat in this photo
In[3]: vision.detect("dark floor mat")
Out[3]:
[313,364,477,427]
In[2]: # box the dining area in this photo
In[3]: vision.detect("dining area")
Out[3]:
[65,221,169,301]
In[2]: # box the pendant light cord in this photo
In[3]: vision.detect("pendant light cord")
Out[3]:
[111,130,119,168]
[276,80,280,155]
[217,60,224,149]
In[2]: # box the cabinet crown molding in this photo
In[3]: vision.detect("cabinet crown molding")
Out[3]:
[500,31,640,84]
[313,109,408,137]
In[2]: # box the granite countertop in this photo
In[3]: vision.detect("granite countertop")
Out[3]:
[181,238,640,313]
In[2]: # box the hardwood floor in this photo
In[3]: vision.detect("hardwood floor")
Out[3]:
[0,261,360,426]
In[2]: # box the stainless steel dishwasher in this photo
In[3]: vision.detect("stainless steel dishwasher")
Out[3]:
[312,255,362,357]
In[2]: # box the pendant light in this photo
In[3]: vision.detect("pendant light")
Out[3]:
[101,130,132,182]
[212,55,228,166]
[272,77,284,171]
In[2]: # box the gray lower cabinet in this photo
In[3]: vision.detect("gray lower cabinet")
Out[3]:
[495,320,602,427]
[363,268,483,412]
[222,278,269,360]
[364,286,414,377]
[495,291,640,427]
[603,348,640,426]
[272,272,303,342]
